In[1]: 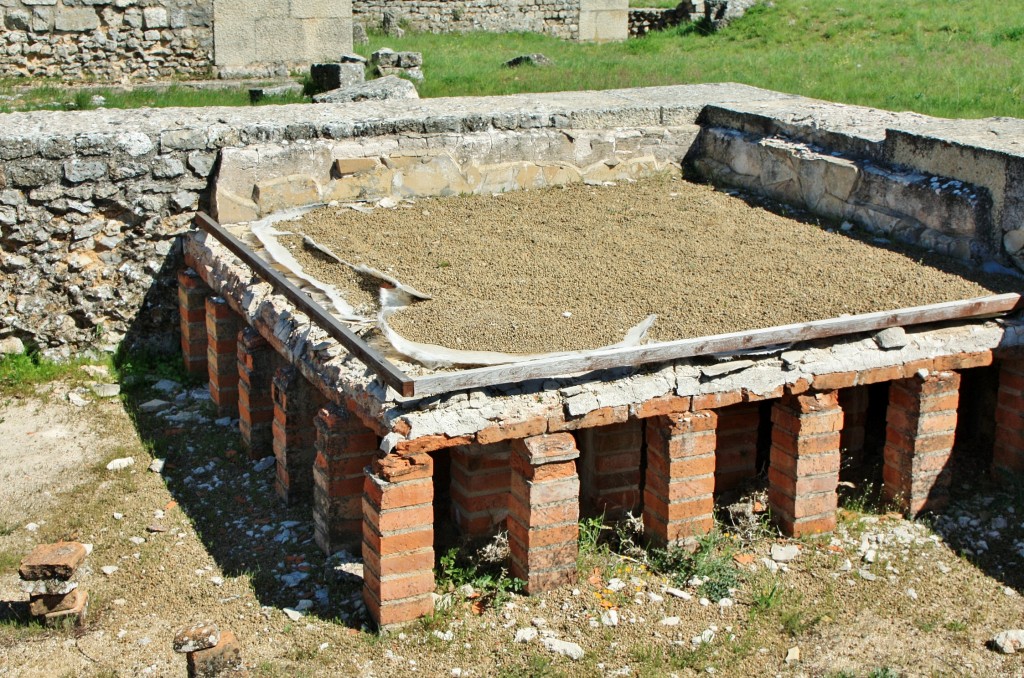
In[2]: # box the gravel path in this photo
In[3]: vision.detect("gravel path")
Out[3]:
[279,176,1016,354]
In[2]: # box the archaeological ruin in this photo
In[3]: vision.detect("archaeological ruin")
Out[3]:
[2,83,1023,628]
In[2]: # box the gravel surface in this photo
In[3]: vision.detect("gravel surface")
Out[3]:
[276,176,1015,354]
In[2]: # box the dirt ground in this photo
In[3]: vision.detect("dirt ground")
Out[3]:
[3,371,1024,677]
[275,177,1016,354]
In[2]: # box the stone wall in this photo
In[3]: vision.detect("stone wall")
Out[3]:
[0,0,214,80]
[213,0,353,78]
[0,84,1021,358]
[352,0,627,41]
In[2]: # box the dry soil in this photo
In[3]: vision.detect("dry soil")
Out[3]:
[277,176,1016,354]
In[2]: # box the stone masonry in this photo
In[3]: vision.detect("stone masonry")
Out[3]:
[4,85,1024,359]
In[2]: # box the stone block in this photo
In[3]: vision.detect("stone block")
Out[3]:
[311,62,364,93]
[55,7,99,31]
[186,630,242,677]
[142,6,167,29]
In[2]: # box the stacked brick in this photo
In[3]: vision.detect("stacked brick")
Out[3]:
[713,403,760,492]
[271,366,326,504]
[508,433,580,593]
[173,622,244,677]
[313,403,379,553]
[177,269,210,377]
[768,392,843,536]
[205,296,240,417]
[19,542,89,625]
[362,453,436,627]
[237,327,276,459]
[450,442,512,536]
[644,412,717,544]
[883,371,961,514]
[582,422,643,519]
[993,359,1024,477]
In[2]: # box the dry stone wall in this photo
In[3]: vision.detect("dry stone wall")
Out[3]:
[0,84,1020,358]
[353,0,627,41]
[0,0,214,80]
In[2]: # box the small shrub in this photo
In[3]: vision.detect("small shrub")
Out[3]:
[647,530,739,601]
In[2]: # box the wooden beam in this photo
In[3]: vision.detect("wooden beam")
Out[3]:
[192,212,417,398]
[410,293,1022,396]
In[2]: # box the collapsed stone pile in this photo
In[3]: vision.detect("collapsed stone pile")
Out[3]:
[19,541,90,625]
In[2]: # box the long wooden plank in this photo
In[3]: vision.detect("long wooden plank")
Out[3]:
[193,212,417,398]
[411,293,1022,396]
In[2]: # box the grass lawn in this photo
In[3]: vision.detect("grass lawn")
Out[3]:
[1,1,1022,119]
[358,0,1024,119]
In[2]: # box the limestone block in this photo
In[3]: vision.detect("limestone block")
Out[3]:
[22,0,57,5]
[212,13,255,66]
[31,6,52,31]
[291,0,350,19]
[395,154,473,197]
[322,168,393,203]
[253,17,306,63]
[211,188,259,225]
[142,6,167,29]
[301,16,354,63]
[55,7,99,31]
[4,10,29,30]
[579,0,628,42]
[253,174,321,214]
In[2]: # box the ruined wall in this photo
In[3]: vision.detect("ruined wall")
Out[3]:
[352,0,627,41]
[0,84,1020,359]
[0,0,214,80]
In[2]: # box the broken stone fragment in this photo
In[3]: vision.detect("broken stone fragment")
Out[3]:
[874,326,909,350]
[186,630,242,677]
[29,588,85,617]
[173,621,221,653]
[19,542,87,581]
[42,591,88,626]
[311,76,418,104]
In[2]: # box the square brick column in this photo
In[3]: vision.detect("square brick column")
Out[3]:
[714,403,760,493]
[643,411,717,545]
[508,433,580,594]
[581,421,643,519]
[993,359,1024,477]
[768,391,843,536]
[271,366,327,505]
[177,269,210,376]
[450,443,511,537]
[362,452,435,628]
[314,403,379,554]
[205,296,241,417]
[237,327,276,459]
[883,371,960,515]
[838,386,870,470]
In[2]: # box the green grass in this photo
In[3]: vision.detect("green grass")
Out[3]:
[3,1,1023,118]
[350,0,1024,119]
[0,351,103,396]
[630,0,682,8]
[647,530,739,600]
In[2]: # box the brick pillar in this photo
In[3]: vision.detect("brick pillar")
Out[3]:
[883,371,960,515]
[271,366,327,504]
[237,327,276,459]
[993,359,1024,477]
[362,452,435,628]
[839,386,870,469]
[177,269,209,376]
[714,403,760,493]
[768,391,843,536]
[643,412,717,545]
[508,433,580,594]
[450,443,511,537]
[314,403,379,553]
[581,422,643,519]
[205,296,241,417]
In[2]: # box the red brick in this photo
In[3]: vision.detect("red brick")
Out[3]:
[29,589,85,616]
[634,395,692,419]
[509,538,578,571]
[771,408,843,436]
[19,542,87,581]
[779,514,837,537]
[364,476,432,511]
[642,490,713,522]
[769,488,837,519]
[363,590,434,628]
[476,417,547,445]
[518,567,577,594]
[934,351,992,371]
[858,364,906,385]
[186,630,242,678]
[362,522,433,556]
[507,518,578,549]
[512,433,579,464]
[770,430,842,458]
[510,474,580,506]
[363,568,435,603]
[364,502,433,534]
[691,390,744,410]
[363,546,434,580]
[397,434,475,454]
[813,371,857,390]
[450,488,507,514]
[593,450,642,474]
[506,500,578,527]
[549,405,628,431]
[374,453,433,482]
[646,451,715,480]
[768,467,838,496]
